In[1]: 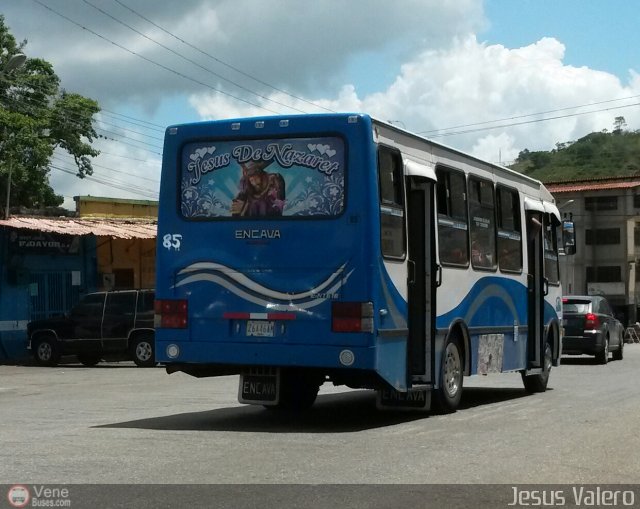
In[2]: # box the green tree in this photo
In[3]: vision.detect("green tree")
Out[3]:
[613,116,627,134]
[0,15,100,212]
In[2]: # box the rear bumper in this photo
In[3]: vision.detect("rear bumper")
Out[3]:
[157,340,375,371]
[562,331,604,355]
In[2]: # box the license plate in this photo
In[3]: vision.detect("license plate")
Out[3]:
[377,388,431,411]
[239,372,279,404]
[246,320,275,337]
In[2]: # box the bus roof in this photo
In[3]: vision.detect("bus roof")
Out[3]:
[165,112,554,203]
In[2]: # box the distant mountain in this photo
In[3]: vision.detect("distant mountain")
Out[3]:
[508,128,640,182]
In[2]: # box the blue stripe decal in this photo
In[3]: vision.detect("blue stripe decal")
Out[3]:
[174,261,354,311]
[436,277,528,328]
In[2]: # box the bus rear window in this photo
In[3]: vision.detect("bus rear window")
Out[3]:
[180,137,345,219]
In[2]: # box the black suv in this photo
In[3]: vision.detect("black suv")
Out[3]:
[28,289,156,367]
[562,295,624,364]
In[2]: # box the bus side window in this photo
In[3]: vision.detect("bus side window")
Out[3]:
[544,213,560,285]
[377,146,406,259]
[468,176,497,270]
[497,186,523,272]
[436,167,469,266]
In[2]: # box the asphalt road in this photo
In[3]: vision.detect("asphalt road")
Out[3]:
[1,344,640,488]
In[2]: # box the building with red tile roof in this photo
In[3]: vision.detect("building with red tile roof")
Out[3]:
[546,175,640,324]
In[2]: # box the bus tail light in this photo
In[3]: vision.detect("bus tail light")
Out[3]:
[155,299,188,329]
[332,302,374,333]
[584,313,600,330]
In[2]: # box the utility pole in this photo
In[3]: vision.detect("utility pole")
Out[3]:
[1,53,27,219]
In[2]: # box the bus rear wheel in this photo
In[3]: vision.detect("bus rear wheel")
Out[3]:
[521,340,552,393]
[267,370,320,411]
[435,334,464,413]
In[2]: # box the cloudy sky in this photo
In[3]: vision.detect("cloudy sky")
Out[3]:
[2,0,639,209]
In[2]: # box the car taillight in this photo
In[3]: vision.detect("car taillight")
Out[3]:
[154,299,188,329]
[332,302,374,333]
[585,312,600,329]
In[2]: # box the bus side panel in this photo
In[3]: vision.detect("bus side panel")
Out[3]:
[374,261,410,391]
[436,275,529,375]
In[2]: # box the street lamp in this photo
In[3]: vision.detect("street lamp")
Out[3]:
[558,199,574,210]
[1,53,27,219]
[3,53,27,74]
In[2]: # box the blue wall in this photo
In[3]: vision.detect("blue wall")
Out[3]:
[0,228,98,362]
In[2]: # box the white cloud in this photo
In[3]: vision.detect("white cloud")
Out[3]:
[188,34,640,164]
[5,1,640,209]
[3,0,484,108]
[471,132,517,165]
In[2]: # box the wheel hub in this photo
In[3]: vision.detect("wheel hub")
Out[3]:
[444,343,461,397]
[38,342,51,361]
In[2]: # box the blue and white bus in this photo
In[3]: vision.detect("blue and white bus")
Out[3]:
[155,113,572,412]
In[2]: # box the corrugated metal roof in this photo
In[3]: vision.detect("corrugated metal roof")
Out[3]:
[0,216,157,239]
[547,180,640,193]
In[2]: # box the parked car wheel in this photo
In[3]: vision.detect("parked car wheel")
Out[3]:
[612,338,624,361]
[596,337,609,365]
[131,334,157,367]
[33,335,60,367]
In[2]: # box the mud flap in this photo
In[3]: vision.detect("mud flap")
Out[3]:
[238,367,280,406]
[375,335,409,391]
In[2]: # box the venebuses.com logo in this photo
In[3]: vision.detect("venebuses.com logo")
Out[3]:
[6,484,71,507]
[7,485,30,508]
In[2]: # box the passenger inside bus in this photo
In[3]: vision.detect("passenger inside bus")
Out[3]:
[471,240,490,267]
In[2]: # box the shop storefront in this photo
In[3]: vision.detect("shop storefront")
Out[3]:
[0,215,156,362]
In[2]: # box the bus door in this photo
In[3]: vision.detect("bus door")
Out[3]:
[526,210,544,369]
[406,176,435,385]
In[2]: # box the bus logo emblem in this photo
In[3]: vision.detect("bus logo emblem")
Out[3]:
[235,229,281,240]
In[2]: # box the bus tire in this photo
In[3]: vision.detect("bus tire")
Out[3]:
[435,334,464,413]
[267,370,320,411]
[521,340,552,393]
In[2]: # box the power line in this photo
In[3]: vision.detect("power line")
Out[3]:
[100,109,165,131]
[418,94,640,135]
[111,0,335,114]
[96,118,164,141]
[428,102,640,138]
[53,153,160,185]
[50,163,158,199]
[2,92,166,137]
[97,150,159,163]
[95,129,163,155]
[1,95,164,156]
[31,0,284,115]
[81,0,309,115]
